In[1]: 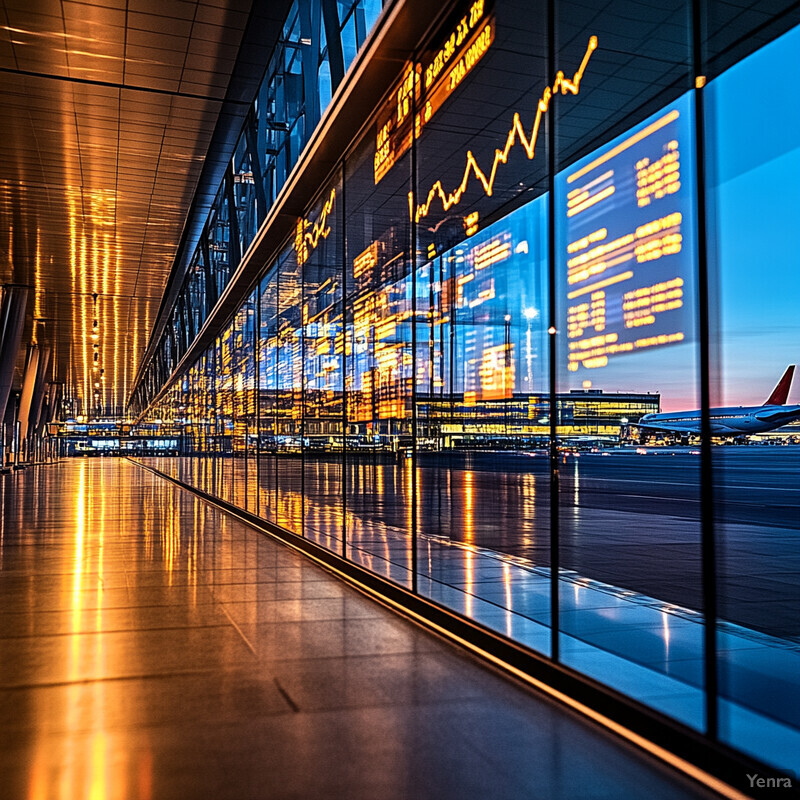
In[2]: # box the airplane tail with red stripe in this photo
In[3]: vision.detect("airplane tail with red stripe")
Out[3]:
[764,365,795,406]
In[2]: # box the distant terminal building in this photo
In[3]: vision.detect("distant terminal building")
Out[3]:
[414,389,660,447]
[121,389,661,453]
[750,421,800,444]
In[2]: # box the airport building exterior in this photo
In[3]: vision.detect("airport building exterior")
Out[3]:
[125,0,800,782]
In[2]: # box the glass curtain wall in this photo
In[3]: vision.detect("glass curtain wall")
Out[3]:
[553,3,702,726]
[302,173,345,555]
[131,0,386,414]
[135,0,800,776]
[344,99,414,586]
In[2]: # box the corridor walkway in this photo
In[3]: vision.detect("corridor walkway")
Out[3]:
[0,459,717,799]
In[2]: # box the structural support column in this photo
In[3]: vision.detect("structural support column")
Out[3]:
[691,0,718,740]
[546,0,560,662]
[47,382,63,425]
[0,285,29,429]
[17,345,40,453]
[30,346,51,440]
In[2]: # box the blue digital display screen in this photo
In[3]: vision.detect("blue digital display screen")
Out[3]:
[412,196,549,401]
[557,92,696,376]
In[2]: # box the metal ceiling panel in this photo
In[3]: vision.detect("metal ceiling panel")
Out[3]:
[0,0,255,416]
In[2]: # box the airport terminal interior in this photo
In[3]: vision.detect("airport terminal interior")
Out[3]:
[1,0,799,796]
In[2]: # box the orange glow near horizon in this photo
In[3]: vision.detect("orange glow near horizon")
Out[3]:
[411,36,598,223]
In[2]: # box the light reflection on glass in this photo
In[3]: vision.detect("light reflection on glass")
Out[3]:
[503,562,513,638]
[463,470,474,544]
[661,610,671,656]
[464,546,473,619]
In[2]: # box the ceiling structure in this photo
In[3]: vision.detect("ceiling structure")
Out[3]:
[0,0,256,417]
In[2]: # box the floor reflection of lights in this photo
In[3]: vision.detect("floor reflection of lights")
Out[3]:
[135,455,800,773]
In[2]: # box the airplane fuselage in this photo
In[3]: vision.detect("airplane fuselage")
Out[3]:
[637,404,800,436]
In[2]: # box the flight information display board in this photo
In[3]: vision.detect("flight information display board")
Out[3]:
[560,93,695,374]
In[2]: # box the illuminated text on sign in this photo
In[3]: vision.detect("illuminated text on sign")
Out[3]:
[563,99,693,372]
[373,0,492,185]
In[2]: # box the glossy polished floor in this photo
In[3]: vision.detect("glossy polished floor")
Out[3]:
[0,459,719,800]
[138,454,800,773]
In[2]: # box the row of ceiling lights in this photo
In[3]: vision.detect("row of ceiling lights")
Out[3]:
[90,292,106,413]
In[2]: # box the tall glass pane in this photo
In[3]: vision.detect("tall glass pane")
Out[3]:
[203,349,217,497]
[409,0,553,650]
[277,244,304,534]
[210,335,227,502]
[706,21,800,771]
[259,271,280,525]
[208,184,233,298]
[232,295,257,512]
[191,354,210,492]
[554,0,701,725]
[344,89,414,586]
[233,134,260,257]
[232,306,247,510]
[301,175,345,554]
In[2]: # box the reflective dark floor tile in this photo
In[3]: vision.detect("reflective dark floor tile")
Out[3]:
[0,460,716,800]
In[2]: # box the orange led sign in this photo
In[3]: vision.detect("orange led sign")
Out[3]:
[424,0,486,90]
[295,187,336,266]
[563,96,694,373]
[374,64,418,184]
[411,36,598,223]
[374,0,492,185]
[353,241,378,279]
[420,16,494,131]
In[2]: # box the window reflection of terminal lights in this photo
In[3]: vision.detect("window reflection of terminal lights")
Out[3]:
[295,187,336,266]
[566,212,683,288]
[411,36,598,223]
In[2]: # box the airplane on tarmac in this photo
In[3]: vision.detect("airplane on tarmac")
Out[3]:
[633,365,800,440]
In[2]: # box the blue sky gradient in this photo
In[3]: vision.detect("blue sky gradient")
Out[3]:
[707,22,800,407]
